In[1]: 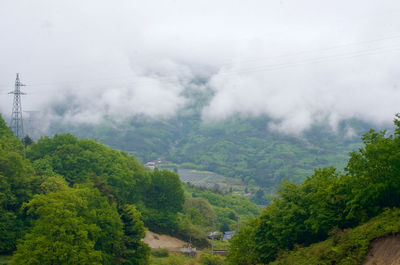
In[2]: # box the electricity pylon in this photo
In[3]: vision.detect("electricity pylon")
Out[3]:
[8,73,26,139]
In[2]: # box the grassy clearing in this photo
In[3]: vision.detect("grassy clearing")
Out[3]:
[150,249,228,265]
[150,252,200,265]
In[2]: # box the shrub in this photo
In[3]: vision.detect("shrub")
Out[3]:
[200,253,226,265]
[151,248,169,258]
[166,255,185,265]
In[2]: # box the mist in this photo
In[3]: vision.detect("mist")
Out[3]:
[1,0,400,134]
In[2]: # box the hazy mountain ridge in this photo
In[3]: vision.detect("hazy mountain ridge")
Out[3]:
[47,103,377,190]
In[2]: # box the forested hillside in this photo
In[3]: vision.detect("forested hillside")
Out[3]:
[3,112,398,264]
[0,113,159,264]
[3,111,399,265]
[227,114,400,265]
[48,92,372,189]
[0,113,259,264]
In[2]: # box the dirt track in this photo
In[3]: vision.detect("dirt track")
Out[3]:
[363,234,400,265]
[143,231,188,251]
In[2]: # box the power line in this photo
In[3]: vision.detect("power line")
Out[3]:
[0,33,400,90]
[217,44,400,76]
[226,33,400,67]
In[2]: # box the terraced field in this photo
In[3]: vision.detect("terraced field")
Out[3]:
[177,168,242,190]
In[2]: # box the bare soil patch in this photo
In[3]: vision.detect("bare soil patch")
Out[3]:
[143,231,188,251]
[363,234,400,265]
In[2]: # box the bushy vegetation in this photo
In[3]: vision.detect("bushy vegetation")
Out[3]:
[173,183,260,248]
[228,114,400,264]
[25,132,186,237]
[0,115,39,254]
[149,253,227,265]
[140,169,184,234]
[270,208,400,265]
[185,184,260,231]
[150,253,195,265]
[26,133,150,205]
[0,113,259,264]
[0,114,189,264]
[199,253,226,265]
[13,179,124,265]
[171,183,259,248]
[151,249,169,258]
[5,106,397,265]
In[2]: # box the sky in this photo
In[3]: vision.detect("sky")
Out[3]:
[1,0,400,134]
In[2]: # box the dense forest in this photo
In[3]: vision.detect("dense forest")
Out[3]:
[227,114,400,265]
[3,110,400,264]
[0,113,259,264]
[48,88,370,190]
[1,114,156,264]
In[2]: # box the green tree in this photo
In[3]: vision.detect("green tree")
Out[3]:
[345,126,400,221]
[228,115,400,264]
[184,197,216,227]
[141,169,184,233]
[23,135,33,146]
[119,204,150,265]
[0,114,38,253]
[13,178,125,265]
[26,134,150,205]
[228,168,351,264]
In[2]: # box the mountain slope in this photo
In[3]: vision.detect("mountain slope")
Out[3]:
[49,113,371,189]
[45,87,379,189]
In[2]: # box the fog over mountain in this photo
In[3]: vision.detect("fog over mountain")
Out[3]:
[1,0,400,134]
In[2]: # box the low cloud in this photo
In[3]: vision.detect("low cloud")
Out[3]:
[0,0,399,134]
[202,44,400,134]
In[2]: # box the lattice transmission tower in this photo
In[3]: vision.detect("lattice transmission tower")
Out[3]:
[8,73,26,139]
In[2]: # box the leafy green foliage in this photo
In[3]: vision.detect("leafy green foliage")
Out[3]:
[227,168,352,264]
[176,197,216,247]
[24,132,187,238]
[269,208,400,265]
[174,184,260,248]
[227,219,259,265]
[184,197,215,227]
[12,177,151,265]
[0,115,151,263]
[0,115,39,254]
[228,115,400,264]
[345,127,400,222]
[140,169,184,234]
[119,205,150,265]
[12,178,110,265]
[199,253,226,265]
[187,184,260,231]
[26,134,150,205]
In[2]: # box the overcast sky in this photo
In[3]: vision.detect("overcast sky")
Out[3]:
[1,0,400,134]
